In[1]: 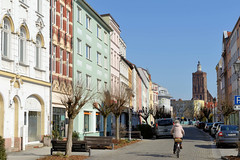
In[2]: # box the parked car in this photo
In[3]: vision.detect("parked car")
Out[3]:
[155,118,173,138]
[203,123,213,132]
[215,125,239,148]
[210,122,224,137]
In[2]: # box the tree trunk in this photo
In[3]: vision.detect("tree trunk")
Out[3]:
[115,115,120,140]
[65,118,74,156]
[103,116,107,137]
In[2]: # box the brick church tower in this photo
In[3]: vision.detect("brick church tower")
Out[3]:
[192,61,209,101]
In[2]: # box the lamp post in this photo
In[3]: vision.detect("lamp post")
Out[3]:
[213,97,216,123]
[233,59,240,157]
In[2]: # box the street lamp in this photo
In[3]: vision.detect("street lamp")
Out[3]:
[213,97,216,123]
[233,59,240,157]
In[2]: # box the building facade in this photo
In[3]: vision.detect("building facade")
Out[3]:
[217,17,240,125]
[51,0,73,138]
[0,0,50,151]
[72,0,112,139]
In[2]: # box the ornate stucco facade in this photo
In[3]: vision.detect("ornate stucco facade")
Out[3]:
[0,0,50,151]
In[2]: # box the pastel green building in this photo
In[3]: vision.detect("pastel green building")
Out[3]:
[73,0,112,139]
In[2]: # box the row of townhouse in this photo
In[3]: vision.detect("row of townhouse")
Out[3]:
[0,0,172,152]
[216,17,240,124]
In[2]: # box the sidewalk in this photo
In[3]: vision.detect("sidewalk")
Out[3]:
[7,146,90,160]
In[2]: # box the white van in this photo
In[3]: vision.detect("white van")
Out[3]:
[155,118,173,138]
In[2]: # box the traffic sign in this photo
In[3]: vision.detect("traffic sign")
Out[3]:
[233,105,240,111]
[235,96,240,105]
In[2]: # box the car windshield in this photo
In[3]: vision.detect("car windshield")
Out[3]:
[158,119,173,126]
[221,126,238,131]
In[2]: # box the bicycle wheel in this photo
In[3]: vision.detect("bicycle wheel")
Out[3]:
[176,145,180,158]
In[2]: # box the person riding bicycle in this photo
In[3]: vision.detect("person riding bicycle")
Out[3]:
[171,120,185,154]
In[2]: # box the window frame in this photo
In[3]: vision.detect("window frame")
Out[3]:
[77,7,82,23]
[97,52,101,66]
[52,0,56,24]
[97,79,101,92]
[35,35,41,68]
[60,5,63,29]
[97,25,101,39]
[77,38,82,55]
[1,18,11,59]
[76,70,82,85]
[66,52,69,77]
[37,0,42,14]
[67,10,70,34]
[52,45,56,72]
[19,26,26,64]
[86,44,91,60]
[86,15,91,31]
[86,74,91,90]
[60,49,63,74]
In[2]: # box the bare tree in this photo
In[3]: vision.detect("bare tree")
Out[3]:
[60,80,95,156]
[183,106,194,120]
[93,90,114,137]
[137,106,151,125]
[111,87,132,140]
[218,99,234,124]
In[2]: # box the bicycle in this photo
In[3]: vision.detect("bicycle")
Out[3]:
[174,138,182,158]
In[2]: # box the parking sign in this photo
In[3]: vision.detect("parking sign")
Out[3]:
[235,96,240,105]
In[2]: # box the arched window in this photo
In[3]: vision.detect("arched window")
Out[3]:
[35,35,41,68]
[19,26,26,63]
[1,18,11,58]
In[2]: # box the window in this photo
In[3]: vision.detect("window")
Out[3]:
[96,113,100,131]
[86,45,91,60]
[37,0,42,13]
[77,38,82,55]
[19,26,26,63]
[66,52,69,77]
[84,111,90,132]
[97,79,101,92]
[52,0,56,24]
[97,52,101,66]
[104,56,107,69]
[35,35,41,68]
[52,45,56,72]
[77,7,82,23]
[60,5,63,29]
[67,11,69,34]
[104,82,107,90]
[76,71,82,85]
[1,18,10,58]
[86,75,91,90]
[60,49,63,74]
[104,31,107,44]
[97,25,101,39]
[86,15,91,30]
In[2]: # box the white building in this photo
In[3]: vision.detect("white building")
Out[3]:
[158,86,172,113]
[0,0,50,151]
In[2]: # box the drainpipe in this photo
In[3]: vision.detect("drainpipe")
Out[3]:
[49,0,53,136]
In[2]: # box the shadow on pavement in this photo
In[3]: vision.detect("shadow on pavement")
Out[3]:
[127,152,173,158]
[195,144,214,149]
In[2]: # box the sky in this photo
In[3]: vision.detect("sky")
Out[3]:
[86,0,240,100]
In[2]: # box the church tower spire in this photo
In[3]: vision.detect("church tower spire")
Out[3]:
[197,61,202,72]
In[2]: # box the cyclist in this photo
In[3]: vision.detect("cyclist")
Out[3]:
[171,120,185,154]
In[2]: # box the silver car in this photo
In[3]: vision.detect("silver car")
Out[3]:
[210,122,224,136]
[155,118,173,138]
[215,125,239,148]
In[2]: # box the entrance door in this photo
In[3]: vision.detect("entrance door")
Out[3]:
[28,111,41,142]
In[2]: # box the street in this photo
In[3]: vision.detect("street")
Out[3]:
[7,126,237,160]
[87,126,237,160]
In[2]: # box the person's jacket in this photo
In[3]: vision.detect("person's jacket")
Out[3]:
[171,123,185,138]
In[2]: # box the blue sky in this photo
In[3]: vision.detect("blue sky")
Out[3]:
[86,0,240,100]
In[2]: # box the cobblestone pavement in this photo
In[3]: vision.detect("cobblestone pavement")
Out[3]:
[7,126,238,160]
